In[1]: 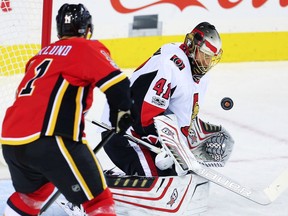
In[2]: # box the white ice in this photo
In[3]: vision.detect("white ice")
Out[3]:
[1,61,288,216]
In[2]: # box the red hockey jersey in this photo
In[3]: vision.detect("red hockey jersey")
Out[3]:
[1,38,129,145]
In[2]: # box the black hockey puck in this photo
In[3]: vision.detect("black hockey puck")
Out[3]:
[221,97,234,110]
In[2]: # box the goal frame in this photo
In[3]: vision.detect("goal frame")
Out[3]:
[42,0,53,48]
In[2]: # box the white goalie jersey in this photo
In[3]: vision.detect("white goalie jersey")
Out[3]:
[129,43,210,134]
[129,43,233,167]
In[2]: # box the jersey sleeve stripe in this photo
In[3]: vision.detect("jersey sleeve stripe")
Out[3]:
[99,73,127,92]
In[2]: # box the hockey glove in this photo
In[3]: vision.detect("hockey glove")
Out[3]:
[115,110,134,135]
[186,117,234,167]
[141,134,174,170]
[155,150,174,170]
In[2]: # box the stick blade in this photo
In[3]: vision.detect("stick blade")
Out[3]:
[264,168,288,203]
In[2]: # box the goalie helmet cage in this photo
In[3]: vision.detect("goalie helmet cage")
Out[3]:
[0,0,52,168]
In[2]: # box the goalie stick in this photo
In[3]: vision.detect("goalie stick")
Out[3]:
[88,118,288,206]
[39,130,115,215]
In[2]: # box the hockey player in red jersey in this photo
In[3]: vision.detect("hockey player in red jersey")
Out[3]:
[103,22,234,176]
[1,3,133,216]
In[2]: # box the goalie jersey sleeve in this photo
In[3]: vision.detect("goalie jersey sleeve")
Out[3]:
[1,38,131,145]
[130,43,208,139]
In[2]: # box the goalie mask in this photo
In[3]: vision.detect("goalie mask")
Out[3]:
[184,22,223,81]
[56,3,93,39]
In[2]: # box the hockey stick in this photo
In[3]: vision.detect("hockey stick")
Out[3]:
[88,118,288,206]
[39,130,115,215]
[87,119,161,154]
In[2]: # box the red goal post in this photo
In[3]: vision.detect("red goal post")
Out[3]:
[0,0,52,170]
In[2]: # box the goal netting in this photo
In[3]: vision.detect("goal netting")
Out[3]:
[0,0,45,171]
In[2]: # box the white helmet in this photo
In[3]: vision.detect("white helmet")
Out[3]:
[184,22,223,81]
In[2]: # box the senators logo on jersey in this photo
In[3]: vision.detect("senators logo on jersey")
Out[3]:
[170,55,185,70]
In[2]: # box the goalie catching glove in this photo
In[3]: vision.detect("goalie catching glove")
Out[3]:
[187,117,234,167]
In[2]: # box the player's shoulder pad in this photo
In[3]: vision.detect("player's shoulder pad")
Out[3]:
[162,43,188,71]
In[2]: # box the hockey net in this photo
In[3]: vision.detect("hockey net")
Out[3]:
[0,0,49,176]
